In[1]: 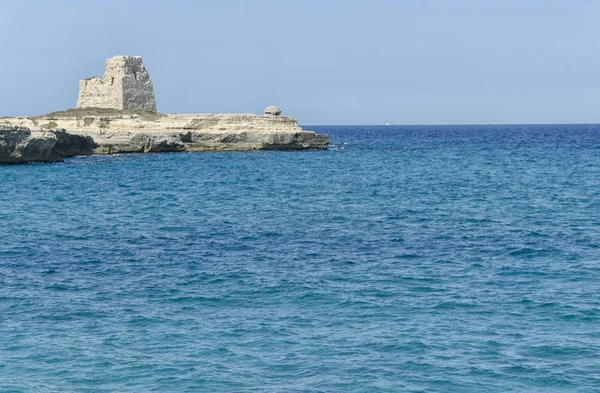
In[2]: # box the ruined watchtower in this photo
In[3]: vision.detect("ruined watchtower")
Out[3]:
[77,56,157,111]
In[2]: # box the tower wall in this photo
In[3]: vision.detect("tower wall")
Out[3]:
[76,56,156,111]
[120,57,156,111]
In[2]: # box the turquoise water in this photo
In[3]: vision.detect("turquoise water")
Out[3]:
[1,125,600,392]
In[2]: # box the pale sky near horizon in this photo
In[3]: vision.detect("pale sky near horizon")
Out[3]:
[1,0,599,125]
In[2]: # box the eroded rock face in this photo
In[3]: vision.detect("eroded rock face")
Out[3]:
[70,129,329,154]
[1,111,329,156]
[0,126,97,164]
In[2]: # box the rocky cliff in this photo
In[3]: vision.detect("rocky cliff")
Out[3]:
[0,125,97,164]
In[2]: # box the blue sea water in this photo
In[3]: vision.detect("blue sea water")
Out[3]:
[1,124,600,392]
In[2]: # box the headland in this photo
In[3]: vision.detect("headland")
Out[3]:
[0,56,328,164]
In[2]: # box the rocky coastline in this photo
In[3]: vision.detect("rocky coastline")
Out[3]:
[1,56,329,164]
[0,125,97,164]
[0,109,329,164]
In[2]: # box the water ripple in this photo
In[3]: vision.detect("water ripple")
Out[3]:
[1,125,600,392]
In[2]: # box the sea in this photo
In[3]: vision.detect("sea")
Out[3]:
[1,124,599,392]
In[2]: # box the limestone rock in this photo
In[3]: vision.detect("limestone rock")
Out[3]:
[0,125,97,164]
[0,110,329,155]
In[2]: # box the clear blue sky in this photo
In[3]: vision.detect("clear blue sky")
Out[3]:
[1,0,599,125]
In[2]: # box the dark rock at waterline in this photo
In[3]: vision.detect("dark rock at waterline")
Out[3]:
[0,126,97,164]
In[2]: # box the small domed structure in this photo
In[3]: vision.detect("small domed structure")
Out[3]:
[264,106,282,116]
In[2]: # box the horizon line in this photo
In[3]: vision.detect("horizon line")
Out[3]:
[302,122,600,127]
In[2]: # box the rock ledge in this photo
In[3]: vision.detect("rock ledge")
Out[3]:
[0,110,328,164]
[0,125,97,164]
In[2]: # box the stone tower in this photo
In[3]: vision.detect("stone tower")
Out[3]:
[77,56,157,111]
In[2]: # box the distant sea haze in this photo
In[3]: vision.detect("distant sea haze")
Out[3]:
[1,124,599,392]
